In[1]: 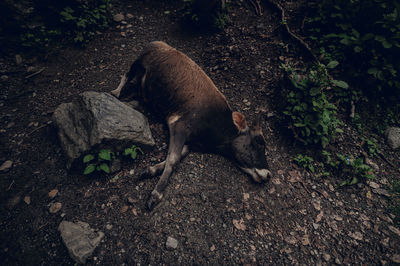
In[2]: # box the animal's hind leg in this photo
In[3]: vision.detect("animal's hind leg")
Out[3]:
[139,145,189,179]
[147,123,186,210]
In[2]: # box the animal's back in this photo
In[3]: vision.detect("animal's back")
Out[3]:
[138,41,231,119]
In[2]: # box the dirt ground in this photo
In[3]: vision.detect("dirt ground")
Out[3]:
[1,0,399,265]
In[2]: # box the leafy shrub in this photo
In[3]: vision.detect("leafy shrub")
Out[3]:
[294,154,315,172]
[336,154,375,186]
[307,0,400,124]
[182,0,229,30]
[83,145,143,175]
[282,63,344,148]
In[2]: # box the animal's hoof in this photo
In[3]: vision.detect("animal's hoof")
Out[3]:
[147,190,163,211]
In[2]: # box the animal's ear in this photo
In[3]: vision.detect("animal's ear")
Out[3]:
[232,112,248,132]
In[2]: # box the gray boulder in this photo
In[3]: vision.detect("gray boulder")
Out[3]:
[59,221,104,264]
[52,92,155,165]
[385,127,400,149]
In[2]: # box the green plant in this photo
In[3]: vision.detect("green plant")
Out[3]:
[282,63,344,148]
[182,0,229,30]
[83,149,113,175]
[59,0,110,45]
[82,145,143,175]
[294,154,315,172]
[336,154,374,186]
[364,137,379,157]
[307,0,400,129]
[123,145,143,160]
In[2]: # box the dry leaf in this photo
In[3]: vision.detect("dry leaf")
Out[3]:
[132,208,138,216]
[210,245,216,252]
[120,205,129,213]
[49,202,62,214]
[243,193,250,201]
[316,211,324,223]
[233,219,246,231]
[24,196,31,205]
[48,189,58,198]
[301,235,310,245]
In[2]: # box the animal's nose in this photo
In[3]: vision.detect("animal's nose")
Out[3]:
[255,168,271,181]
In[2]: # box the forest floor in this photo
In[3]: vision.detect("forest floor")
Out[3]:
[0,0,399,265]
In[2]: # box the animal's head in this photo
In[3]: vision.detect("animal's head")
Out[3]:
[231,112,271,183]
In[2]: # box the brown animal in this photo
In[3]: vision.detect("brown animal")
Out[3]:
[111,41,271,210]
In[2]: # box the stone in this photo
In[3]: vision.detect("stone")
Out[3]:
[392,254,400,263]
[166,236,178,249]
[113,13,125,22]
[59,221,104,264]
[52,92,154,166]
[49,202,62,213]
[15,54,22,65]
[1,75,8,81]
[0,160,13,172]
[372,188,390,197]
[126,13,134,19]
[48,189,58,198]
[385,127,400,149]
[323,253,331,262]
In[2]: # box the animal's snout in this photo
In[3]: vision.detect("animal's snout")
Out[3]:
[255,168,271,181]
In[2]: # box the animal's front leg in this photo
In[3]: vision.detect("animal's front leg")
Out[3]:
[139,145,189,179]
[147,126,186,210]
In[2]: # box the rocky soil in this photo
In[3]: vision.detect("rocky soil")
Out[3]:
[0,0,399,265]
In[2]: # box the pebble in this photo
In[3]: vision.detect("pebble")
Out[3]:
[15,54,22,65]
[1,75,8,81]
[126,13,134,19]
[24,196,31,205]
[113,13,125,22]
[166,236,178,249]
[323,253,331,262]
[0,160,13,172]
[392,254,400,263]
[368,181,379,189]
[120,32,126,37]
[106,224,113,230]
[372,188,390,197]
[49,202,62,213]
[313,223,320,230]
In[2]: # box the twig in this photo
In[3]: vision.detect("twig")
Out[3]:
[300,181,310,193]
[25,67,45,79]
[378,151,396,169]
[7,180,15,191]
[289,126,307,145]
[26,122,50,137]
[265,0,318,62]
[350,100,355,118]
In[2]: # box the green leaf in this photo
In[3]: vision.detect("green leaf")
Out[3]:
[164,10,170,14]
[326,61,339,69]
[332,80,349,89]
[83,154,94,163]
[84,164,96,175]
[130,150,137,159]
[98,163,110,173]
[98,149,112,161]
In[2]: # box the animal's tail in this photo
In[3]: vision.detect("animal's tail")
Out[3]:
[111,59,144,98]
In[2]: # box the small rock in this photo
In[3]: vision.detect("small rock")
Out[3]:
[313,223,320,230]
[129,169,135,176]
[316,211,324,223]
[15,54,22,65]
[243,193,250,201]
[323,253,331,262]
[372,188,390,197]
[27,66,36,73]
[385,127,400,149]
[120,205,129,213]
[106,224,113,230]
[49,202,62,213]
[388,225,400,237]
[301,235,310,245]
[24,196,31,205]
[271,177,281,185]
[59,221,104,264]
[113,13,125,22]
[392,254,400,263]
[312,199,321,211]
[48,189,58,198]
[127,197,135,205]
[1,75,8,81]
[120,32,126,37]
[350,231,363,241]
[166,236,178,249]
[0,160,13,172]
[333,214,343,221]
[368,181,379,189]
[131,208,138,216]
[210,244,216,251]
[126,13,134,19]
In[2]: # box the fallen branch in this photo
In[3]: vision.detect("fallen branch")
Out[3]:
[265,0,319,62]
[25,67,45,79]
